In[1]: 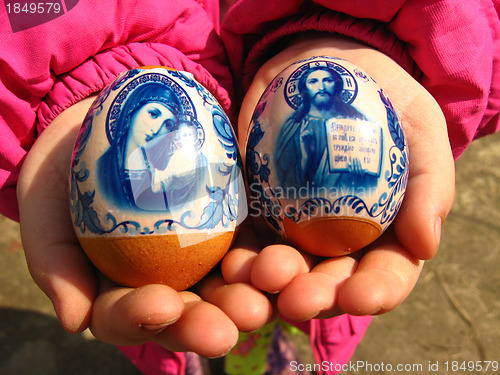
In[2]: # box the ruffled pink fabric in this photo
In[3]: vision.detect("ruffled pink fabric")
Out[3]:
[222,0,500,160]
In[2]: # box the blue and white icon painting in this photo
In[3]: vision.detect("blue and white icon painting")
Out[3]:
[246,57,408,235]
[70,68,247,238]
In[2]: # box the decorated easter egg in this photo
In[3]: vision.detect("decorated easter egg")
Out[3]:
[69,67,247,290]
[245,57,409,257]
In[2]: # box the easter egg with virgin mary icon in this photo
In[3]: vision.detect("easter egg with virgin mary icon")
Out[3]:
[69,67,247,290]
[245,57,409,257]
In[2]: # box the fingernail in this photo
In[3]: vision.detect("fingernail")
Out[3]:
[140,317,180,332]
[206,349,233,359]
[434,216,442,246]
[140,323,171,332]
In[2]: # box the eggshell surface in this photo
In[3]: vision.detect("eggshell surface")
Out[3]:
[245,57,409,257]
[69,67,247,290]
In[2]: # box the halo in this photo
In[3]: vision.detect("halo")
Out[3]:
[105,71,196,143]
[171,113,205,151]
[284,59,358,110]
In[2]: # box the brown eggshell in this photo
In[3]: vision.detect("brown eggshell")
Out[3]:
[79,231,236,290]
[282,217,382,257]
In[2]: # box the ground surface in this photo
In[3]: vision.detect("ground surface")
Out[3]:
[0,131,499,374]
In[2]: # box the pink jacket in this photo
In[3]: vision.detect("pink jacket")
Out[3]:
[0,0,232,222]
[1,1,499,375]
[222,0,500,161]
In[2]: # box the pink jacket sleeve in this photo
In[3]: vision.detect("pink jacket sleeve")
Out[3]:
[222,0,500,160]
[0,0,232,221]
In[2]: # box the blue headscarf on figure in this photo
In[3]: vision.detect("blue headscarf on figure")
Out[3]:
[98,81,182,211]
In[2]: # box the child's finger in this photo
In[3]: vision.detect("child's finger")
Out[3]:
[89,284,239,357]
[277,273,341,321]
[198,274,275,332]
[250,244,317,293]
[276,254,359,321]
[353,51,455,261]
[337,44,455,262]
[17,95,98,333]
[24,241,96,333]
[89,284,185,346]
[337,230,424,316]
[392,93,455,260]
[155,297,239,357]
[221,224,261,284]
[221,247,259,284]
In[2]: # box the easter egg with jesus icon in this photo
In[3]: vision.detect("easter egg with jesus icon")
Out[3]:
[245,57,409,257]
[69,67,247,290]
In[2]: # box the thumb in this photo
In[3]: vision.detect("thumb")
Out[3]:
[17,96,98,332]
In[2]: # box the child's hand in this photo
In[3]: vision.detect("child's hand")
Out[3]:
[229,33,455,321]
[16,96,272,357]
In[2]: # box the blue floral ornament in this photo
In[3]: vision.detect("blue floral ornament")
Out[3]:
[212,106,238,161]
[70,115,105,234]
[246,121,283,232]
[169,70,217,108]
[380,89,406,151]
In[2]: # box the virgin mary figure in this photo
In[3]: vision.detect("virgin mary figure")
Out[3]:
[97,81,183,211]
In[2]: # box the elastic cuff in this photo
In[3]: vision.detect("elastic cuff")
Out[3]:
[37,42,233,132]
[241,10,421,90]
